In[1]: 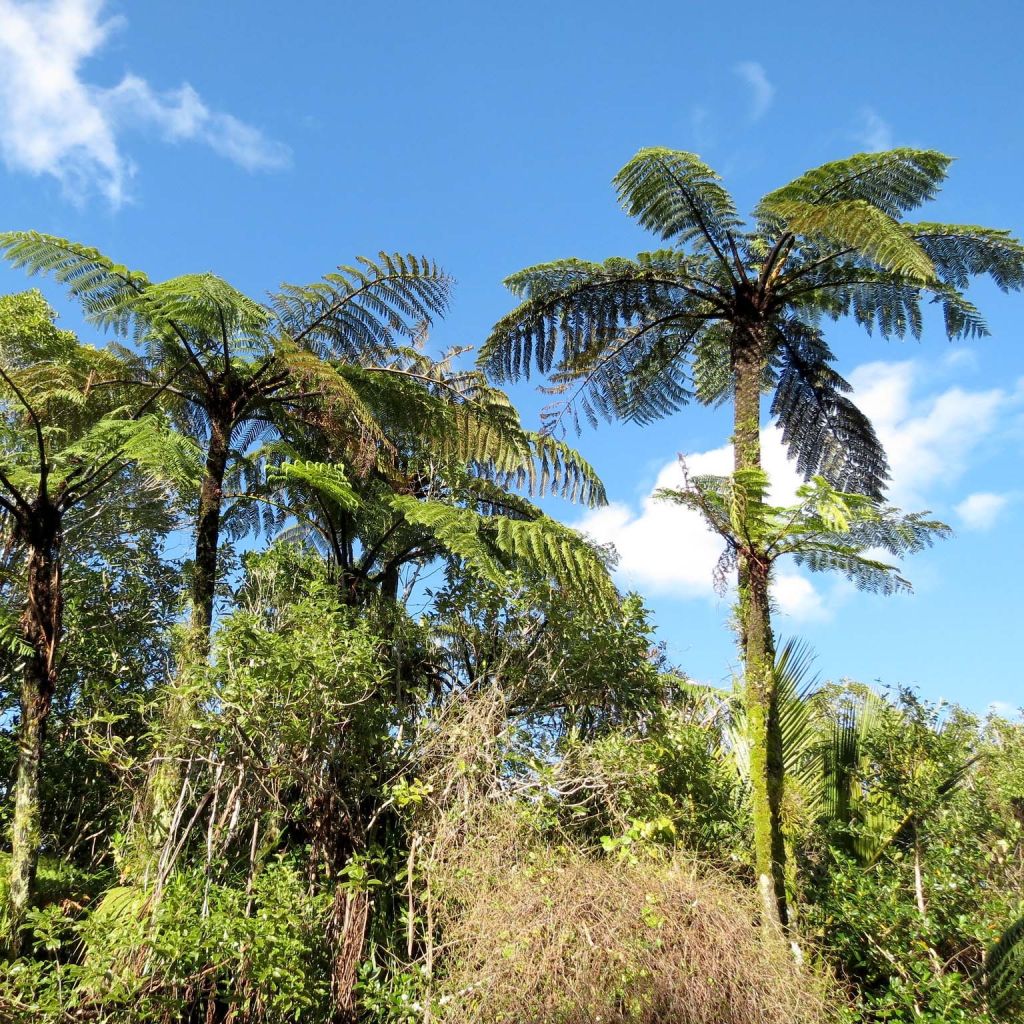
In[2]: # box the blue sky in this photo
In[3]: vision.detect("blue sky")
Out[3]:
[0,0,1021,711]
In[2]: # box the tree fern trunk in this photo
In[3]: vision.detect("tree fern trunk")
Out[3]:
[191,420,231,635]
[732,328,788,931]
[142,419,230,863]
[6,534,61,955]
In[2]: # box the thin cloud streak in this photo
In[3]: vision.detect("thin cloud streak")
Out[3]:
[734,61,775,121]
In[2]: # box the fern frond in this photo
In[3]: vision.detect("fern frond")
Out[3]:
[0,232,153,335]
[763,199,935,281]
[770,320,889,497]
[269,459,359,511]
[271,253,452,362]
[482,252,718,382]
[389,495,616,612]
[614,148,742,255]
[759,150,952,219]
[909,223,1024,291]
[987,913,1024,1018]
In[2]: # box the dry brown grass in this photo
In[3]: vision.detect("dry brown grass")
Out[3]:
[410,690,836,1024]
[428,828,829,1024]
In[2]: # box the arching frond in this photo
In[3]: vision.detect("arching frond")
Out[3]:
[759,149,952,219]
[482,251,719,381]
[763,199,935,281]
[61,414,203,495]
[770,320,889,497]
[908,222,1024,291]
[0,231,150,332]
[132,273,271,346]
[614,148,742,257]
[268,459,359,512]
[389,495,616,613]
[270,253,452,362]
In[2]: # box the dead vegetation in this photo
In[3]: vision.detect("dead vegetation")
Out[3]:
[408,689,835,1024]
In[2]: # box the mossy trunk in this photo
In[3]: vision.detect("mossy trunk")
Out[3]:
[6,532,62,954]
[732,328,788,931]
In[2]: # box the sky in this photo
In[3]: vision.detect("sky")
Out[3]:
[0,0,1021,711]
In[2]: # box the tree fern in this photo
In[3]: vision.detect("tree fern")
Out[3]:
[986,913,1024,1018]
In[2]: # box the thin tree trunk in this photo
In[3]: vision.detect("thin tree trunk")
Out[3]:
[6,534,61,954]
[191,420,231,636]
[142,420,230,861]
[732,329,788,931]
[913,829,927,920]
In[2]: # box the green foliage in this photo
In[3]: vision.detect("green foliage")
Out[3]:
[390,495,617,614]
[483,146,1024,501]
[659,469,949,596]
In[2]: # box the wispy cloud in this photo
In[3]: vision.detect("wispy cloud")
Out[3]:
[0,0,290,205]
[955,492,1009,531]
[733,61,775,121]
[853,107,894,151]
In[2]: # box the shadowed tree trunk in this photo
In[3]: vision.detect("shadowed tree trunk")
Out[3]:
[143,415,233,860]
[190,418,231,635]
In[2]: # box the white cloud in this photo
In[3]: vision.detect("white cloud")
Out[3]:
[955,492,1009,531]
[853,108,893,151]
[733,62,775,121]
[773,572,830,622]
[0,0,289,205]
[849,360,1008,507]
[575,424,826,621]
[575,358,1018,620]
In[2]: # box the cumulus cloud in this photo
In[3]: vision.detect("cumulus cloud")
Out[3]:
[955,492,1009,531]
[853,108,894,151]
[848,361,1008,507]
[574,425,828,621]
[574,359,1017,620]
[733,61,775,121]
[0,0,290,205]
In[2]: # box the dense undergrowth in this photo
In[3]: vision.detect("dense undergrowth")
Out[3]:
[0,545,1021,1022]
